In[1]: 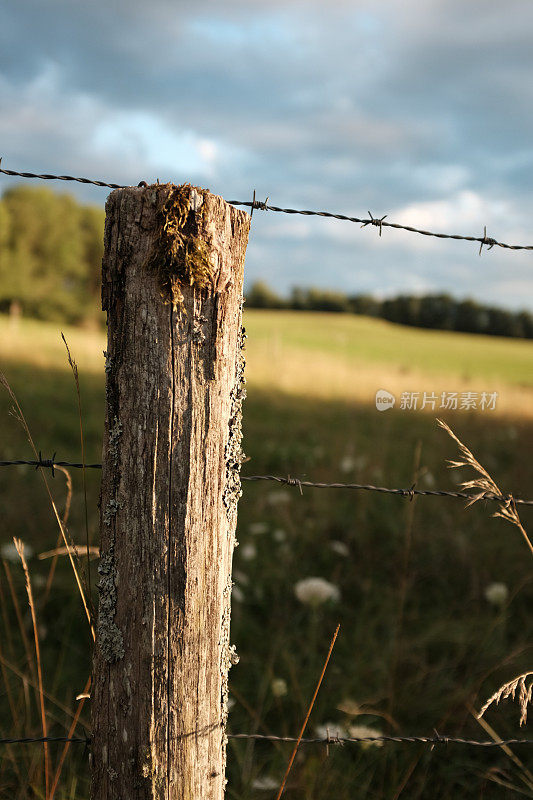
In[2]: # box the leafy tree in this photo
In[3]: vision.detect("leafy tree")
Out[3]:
[0,186,104,323]
[289,287,309,311]
[417,294,455,330]
[245,280,284,309]
[304,288,350,313]
[288,287,349,313]
[348,294,380,317]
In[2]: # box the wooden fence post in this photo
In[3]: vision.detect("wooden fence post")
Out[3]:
[91,183,250,799]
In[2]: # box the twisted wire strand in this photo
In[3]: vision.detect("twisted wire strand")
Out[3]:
[229,200,533,252]
[0,736,89,745]
[1,164,532,251]
[1,458,531,506]
[242,474,533,506]
[0,459,102,469]
[1,733,532,747]
[228,733,533,747]
[0,166,126,190]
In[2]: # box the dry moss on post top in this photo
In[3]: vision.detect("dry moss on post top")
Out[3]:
[145,182,215,310]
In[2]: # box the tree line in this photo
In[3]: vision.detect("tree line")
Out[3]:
[1,186,531,338]
[246,282,533,339]
[0,186,104,325]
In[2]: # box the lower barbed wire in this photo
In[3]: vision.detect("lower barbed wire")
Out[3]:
[2,733,532,747]
[0,459,532,505]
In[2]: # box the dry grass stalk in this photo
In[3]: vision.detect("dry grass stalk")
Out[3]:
[43,465,72,604]
[0,372,95,640]
[437,419,533,556]
[49,675,91,800]
[14,537,50,799]
[478,672,533,727]
[275,624,340,800]
[61,334,93,620]
[471,706,533,793]
[38,545,100,560]
[438,420,533,727]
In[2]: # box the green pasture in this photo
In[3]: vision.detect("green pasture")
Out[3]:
[0,312,532,799]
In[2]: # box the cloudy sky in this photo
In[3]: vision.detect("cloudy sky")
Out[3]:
[1,0,533,308]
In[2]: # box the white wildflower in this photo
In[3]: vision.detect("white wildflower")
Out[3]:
[315,722,347,740]
[273,528,286,542]
[337,698,362,716]
[240,543,256,561]
[422,471,435,487]
[251,776,279,791]
[484,582,509,608]
[330,540,349,557]
[1,540,34,563]
[267,491,290,506]
[340,455,355,473]
[271,678,288,698]
[295,577,340,606]
[249,522,268,535]
[348,724,383,747]
[227,696,236,710]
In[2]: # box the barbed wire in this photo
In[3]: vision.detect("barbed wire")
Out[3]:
[242,474,533,506]
[1,163,532,253]
[0,736,89,745]
[230,200,532,254]
[228,733,533,747]
[0,163,126,190]
[0,456,102,473]
[1,732,532,748]
[1,456,532,506]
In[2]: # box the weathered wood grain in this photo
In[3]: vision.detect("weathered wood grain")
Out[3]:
[91,184,250,800]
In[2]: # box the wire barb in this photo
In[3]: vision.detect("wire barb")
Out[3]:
[479,225,497,256]
[249,189,269,217]
[401,482,417,502]
[286,474,303,495]
[361,211,388,236]
[36,451,56,477]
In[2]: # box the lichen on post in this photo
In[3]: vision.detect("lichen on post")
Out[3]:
[91,182,250,800]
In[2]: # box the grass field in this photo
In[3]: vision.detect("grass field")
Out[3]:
[0,310,532,799]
